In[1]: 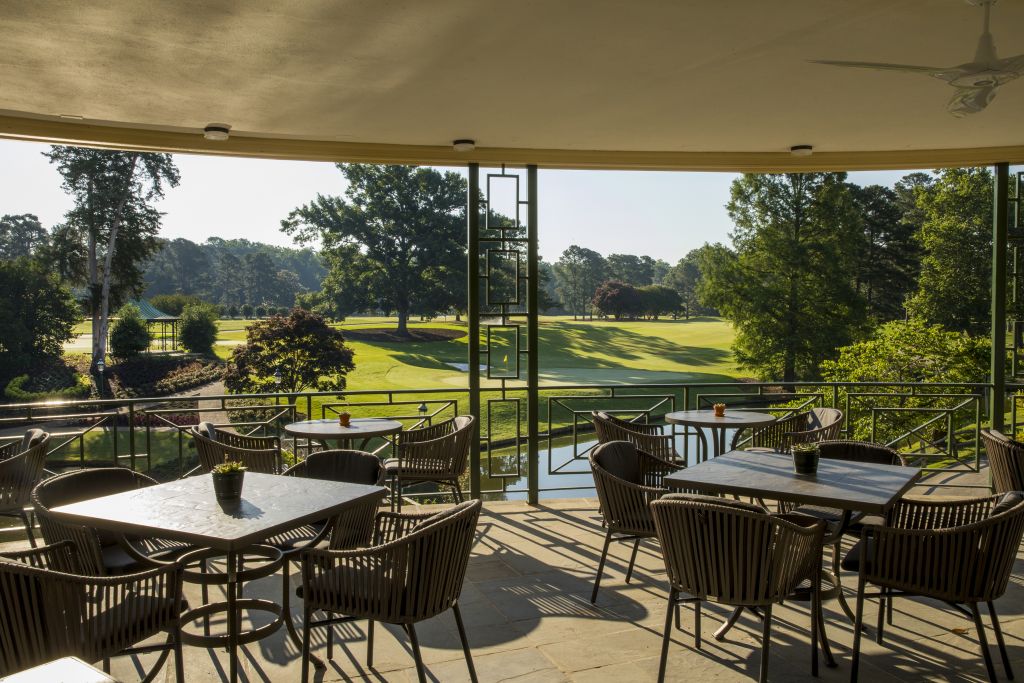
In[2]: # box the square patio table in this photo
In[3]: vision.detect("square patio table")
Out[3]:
[48,472,387,683]
[663,449,921,514]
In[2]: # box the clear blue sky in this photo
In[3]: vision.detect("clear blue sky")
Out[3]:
[0,138,909,264]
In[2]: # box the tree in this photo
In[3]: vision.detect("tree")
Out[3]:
[848,184,920,322]
[224,308,355,394]
[554,245,606,319]
[606,254,654,285]
[905,167,994,334]
[240,303,254,318]
[665,245,720,318]
[0,214,48,259]
[226,304,239,318]
[537,257,561,312]
[109,303,152,360]
[0,258,79,379]
[701,173,865,382]
[179,303,219,354]
[44,147,179,370]
[638,284,682,319]
[593,280,643,319]
[143,237,211,297]
[150,294,204,316]
[283,164,466,336]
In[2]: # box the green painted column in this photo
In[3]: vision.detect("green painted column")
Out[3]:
[468,163,482,497]
[992,162,1009,431]
[527,165,540,505]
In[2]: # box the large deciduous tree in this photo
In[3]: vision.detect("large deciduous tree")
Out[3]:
[701,173,865,382]
[224,308,355,394]
[282,164,466,336]
[665,245,721,318]
[0,214,48,259]
[554,245,606,319]
[44,147,179,370]
[0,258,79,380]
[593,280,642,319]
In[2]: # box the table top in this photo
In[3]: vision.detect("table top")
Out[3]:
[0,656,114,682]
[284,417,403,440]
[49,473,387,552]
[664,450,921,514]
[664,409,777,429]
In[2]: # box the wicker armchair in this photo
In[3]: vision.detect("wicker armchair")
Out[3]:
[850,493,1024,682]
[190,422,282,475]
[980,429,1024,493]
[0,429,49,547]
[650,494,827,683]
[298,499,482,683]
[738,407,844,452]
[385,415,474,511]
[588,440,683,603]
[592,411,685,461]
[275,450,387,656]
[0,541,188,682]
[32,468,190,576]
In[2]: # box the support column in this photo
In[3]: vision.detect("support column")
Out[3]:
[467,163,482,498]
[527,165,539,505]
[992,162,1009,431]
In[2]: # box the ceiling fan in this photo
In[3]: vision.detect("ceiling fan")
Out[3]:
[810,0,1024,117]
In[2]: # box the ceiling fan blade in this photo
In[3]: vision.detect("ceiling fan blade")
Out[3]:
[995,53,1024,73]
[809,59,945,74]
[947,85,997,117]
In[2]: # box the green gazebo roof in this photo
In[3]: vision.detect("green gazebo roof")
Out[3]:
[129,299,178,322]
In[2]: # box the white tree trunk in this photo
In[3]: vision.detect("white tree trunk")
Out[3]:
[94,155,139,365]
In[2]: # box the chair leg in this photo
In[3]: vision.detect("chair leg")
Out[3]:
[851,574,867,683]
[758,604,773,683]
[301,605,312,683]
[591,529,613,603]
[970,602,998,683]
[876,588,887,644]
[19,510,36,548]
[327,623,334,660]
[625,538,641,584]
[200,559,210,637]
[694,599,702,649]
[658,588,677,683]
[173,623,185,683]
[452,480,464,503]
[367,619,375,668]
[811,576,819,677]
[453,603,478,683]
[987,601,1014,680]
[406,623,427,683]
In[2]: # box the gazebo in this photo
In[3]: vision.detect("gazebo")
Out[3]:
[129,299,179,351]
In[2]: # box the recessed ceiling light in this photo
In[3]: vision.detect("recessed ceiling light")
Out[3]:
[57,114,84,120]
[452,139,476,152]
[204,124,231,141]
[790,145,814,157]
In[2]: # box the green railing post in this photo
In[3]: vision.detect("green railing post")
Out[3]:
[467,163,482,499]
[992,162,1009,431]
[527,165,540,505]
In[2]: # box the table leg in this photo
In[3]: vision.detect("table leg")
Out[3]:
[227,550,238,683]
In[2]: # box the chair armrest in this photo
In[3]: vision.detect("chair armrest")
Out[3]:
[373,510,436,545]
[0,540,80,572]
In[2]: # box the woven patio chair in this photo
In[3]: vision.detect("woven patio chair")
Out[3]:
[980,429,1024,494]
[737,407,844,452]
[32,468,191,576]
[298,499,482,683]
[592,411,687,461]
[0,540,190,682]
[650,494,827,683]
[588,440,683,603]
[385,415,474,511]
[849,492,1024,682]
[0,429,49,547]
[190,422,282,474]
[275,449,387,657]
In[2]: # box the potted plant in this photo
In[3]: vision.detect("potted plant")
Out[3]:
[713,403,726,417]
[791,442,820,475]
[211,458,247,500]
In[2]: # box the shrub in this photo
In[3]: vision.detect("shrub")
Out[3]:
[179,303,218,354]
[109,357,224,398]
[5,372,91,402]
[240,304,254,318]
[109,304,152,359]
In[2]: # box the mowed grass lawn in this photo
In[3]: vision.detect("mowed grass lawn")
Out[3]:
[71,315,740,391]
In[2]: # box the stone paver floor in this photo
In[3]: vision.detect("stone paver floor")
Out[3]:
[4,473,1021,681]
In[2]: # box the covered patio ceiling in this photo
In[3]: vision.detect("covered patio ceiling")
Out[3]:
[1,0,1022,170]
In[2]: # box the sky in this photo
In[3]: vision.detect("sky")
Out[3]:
[0,138,911,264]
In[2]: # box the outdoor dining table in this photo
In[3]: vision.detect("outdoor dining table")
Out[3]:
[284,417,403,451]
[47,472,387,683]
[664,409,777,460]
[0,656,115,683]
[663,449,921,665]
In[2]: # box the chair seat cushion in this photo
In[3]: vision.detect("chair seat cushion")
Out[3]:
[101,540,191,575]
[993,491,1024,516]
[268,523,327,553]
[841,539,876,573]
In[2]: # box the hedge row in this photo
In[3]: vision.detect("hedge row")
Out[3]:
[4,373,92,402]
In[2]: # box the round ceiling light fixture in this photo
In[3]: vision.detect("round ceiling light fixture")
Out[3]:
[452,139,476,152]
[203,124,231,141]
[790,144,814,157]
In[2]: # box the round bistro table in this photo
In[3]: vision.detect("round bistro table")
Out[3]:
[664,409,777,460]
[284,417,403,451]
